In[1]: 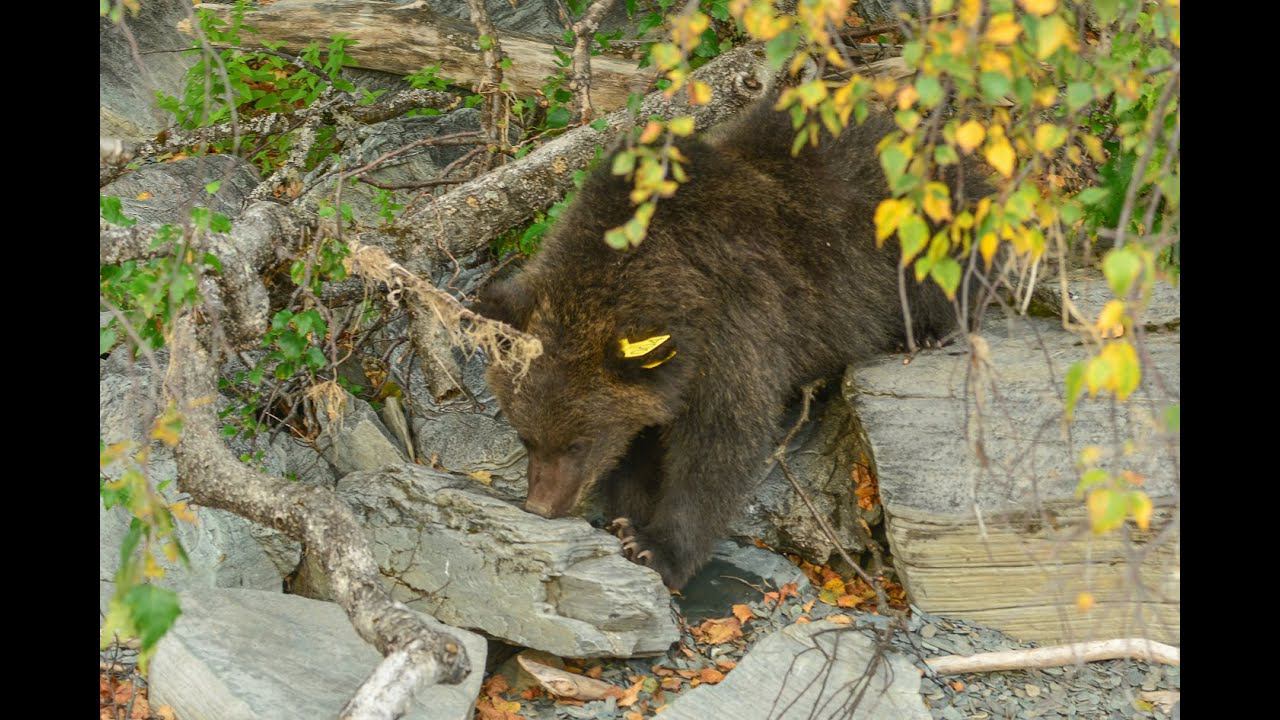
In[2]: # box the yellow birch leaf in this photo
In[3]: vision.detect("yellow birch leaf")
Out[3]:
[1130,491,1153,530]
[1096,300,1126,339]
[897,85,919,110]
[689,81,712,106]
[985,135,1016,177]
[1076,592,1095,612]
[1036,16,1073,59]
[922,182,952,222]
[984,13,1022,44]
[955,120,986,153]
[979,232,999,268]
[1018,0,1058,16]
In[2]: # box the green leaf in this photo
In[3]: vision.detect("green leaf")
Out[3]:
[1102,248,1143,298]
[979,72,1011,104]
[934,144,959,166]
[764,29,798,69]
[590,118,608,131]
[100,326,118,355]
[125,584,182,650]
[205,180,222,195]
[915,75,943,108]
[1077,468,1110,495]
[929,257,962,299]
[901,40,924,67]
[101,196,137,227]
[898,215,928,264]
[305,346,327,370]
[604,228,629,250]
[1076,187,1110,206]
[1095,0,1121,24]
[1064,360,1086,419]
[1066,82,1093,111]
[277,332,306,361]
[545,106,572,129]
[879,145,909,187]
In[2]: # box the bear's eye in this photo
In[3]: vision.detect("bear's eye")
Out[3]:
[566,440,586,455]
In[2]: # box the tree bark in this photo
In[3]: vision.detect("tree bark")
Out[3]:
[184,0,653,113]
[165,316,470,718]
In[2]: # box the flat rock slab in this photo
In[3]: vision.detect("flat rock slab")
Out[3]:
[848,320,1179,644]
[149,588,486,720]
[331,465,679,658]
[661,619,930,720]
[1033,269,1180,328]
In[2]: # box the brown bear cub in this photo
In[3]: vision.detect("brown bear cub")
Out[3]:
[476,94,980,590]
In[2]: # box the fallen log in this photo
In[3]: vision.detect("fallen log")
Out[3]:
[182,0,653,113]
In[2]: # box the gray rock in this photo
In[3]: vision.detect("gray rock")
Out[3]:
[313,392,409,475]
[100,357,284,614]
[100,0,192,140]
[661,620,931,720]
[412,412,526,498]
[301,109,482,229]
[149,588,485,720]
[709,540,811,591]
[101,155,261,227]
[322,464,679,657]
[848,319,1180,644]
[268,433,340,488]
[429,384,878,565]
[732,390,878,563]
[1032,270,1180,328]
[358,110,483,187]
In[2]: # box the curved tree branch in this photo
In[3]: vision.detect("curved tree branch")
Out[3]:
[165,316,470,718]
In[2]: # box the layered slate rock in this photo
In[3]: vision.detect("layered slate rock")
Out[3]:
[661,619,930,720]
[100,0,192,139]
[100,155,261,227]
[313,392,409,475]
[323,465,679,658]
[100,356,285,613]
[149,588,485,720]
[847,319,1180,644]
[419,388,879,566]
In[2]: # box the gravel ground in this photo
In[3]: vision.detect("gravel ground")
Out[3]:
[490,571,1180,720]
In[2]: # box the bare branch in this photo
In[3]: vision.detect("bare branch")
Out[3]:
[165,317,471,718]
[925,638,1180,675]
[571,0,620,123]
[465,0,509,157]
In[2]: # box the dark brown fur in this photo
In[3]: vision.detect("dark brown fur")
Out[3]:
[476,96,987,588]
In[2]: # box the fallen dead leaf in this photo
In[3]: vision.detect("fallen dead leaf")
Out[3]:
[617,678,645,708]
[661,677,683,691]
[699,668,725,684]
[693,617,743,645]
[731,603,755,624]
[716,659,737,671]
[828,614,853,625]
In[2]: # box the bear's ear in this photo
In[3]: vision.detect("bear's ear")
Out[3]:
[472,277,535,330]
[608,332,679,378]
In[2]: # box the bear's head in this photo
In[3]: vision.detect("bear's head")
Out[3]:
[474,274,688,518]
